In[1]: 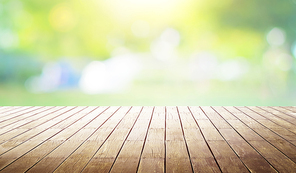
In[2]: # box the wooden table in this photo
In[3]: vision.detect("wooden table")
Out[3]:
[0,106,296,172]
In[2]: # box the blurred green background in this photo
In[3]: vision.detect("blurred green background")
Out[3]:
[1,0,296,105]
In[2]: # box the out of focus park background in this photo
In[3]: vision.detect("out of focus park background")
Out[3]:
[1,0,296,105]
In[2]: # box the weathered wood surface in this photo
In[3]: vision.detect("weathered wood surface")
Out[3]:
[0,106,296,172]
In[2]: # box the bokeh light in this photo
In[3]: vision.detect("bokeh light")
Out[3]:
[1,0,296,105]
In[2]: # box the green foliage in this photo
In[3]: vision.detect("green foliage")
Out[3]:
[0,54,42,83]
[1,0,296,60]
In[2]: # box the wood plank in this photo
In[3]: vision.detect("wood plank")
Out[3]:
[271,128,296,141]
[0,107,107,172]
[178,106,220,173]
[260,107,296,124]
[0,106,78,155]
[166,141,192,172]
[110,140,144,172]
[0,106,295,172]
[226,107,279,141]
[249,140,296,172]
[141,132,164,158]
[272,106,296,119]
[233,107,296,160]
[0,107,66,144]
[200,107,232,129]
[199,107,251,173]
[148,106,165,129]
[202,107,271,173]
[138,158,164,173]
[248,107,296,131]
[213,107,277,172]
[213,106,238,120]
[269,139,296,162]
[0,107,59,134]
[110,107,154,173]
[207,140,249,173]
[0,107,93,171]
[81,106,141,173]
[15,107,66,130]
[13,107,109,173]
[0,106,9,111]
[0,107,33,119]
[0,107,43,126]
[282,106,296,113]
[138,106,165,173]
[188,106,208,120]
[166,106,192,173]
[225,106,296,172]
[0,107,20,114]
[280,107,296,120]
[53,107,128,173]
[0,107,50,130]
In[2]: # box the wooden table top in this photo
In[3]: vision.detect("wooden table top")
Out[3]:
[0,106,296,172]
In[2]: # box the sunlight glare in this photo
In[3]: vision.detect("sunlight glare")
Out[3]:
[103,0,185,26]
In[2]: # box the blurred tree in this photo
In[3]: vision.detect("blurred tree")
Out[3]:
[1,0,296,61]
[1,0,113,60]
[218,0,296,43]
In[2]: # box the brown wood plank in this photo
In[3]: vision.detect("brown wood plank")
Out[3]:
[110,140,143,172]
[0,107,50,130]
[138,106,165,173]
[248,106,296,132]
[0,107,65,144]
[0,107,67,144]
[141,129,165,158]
[225,106,296,172]
[207,140,249,173]
[284,106,296,109]
[166,106,192,173]
[110,107,154,173]
[16,107,109,173]
[178,106,220,173]
[0,106,78,155]
[0,107,43,128]
[234,107,296,155]
[80,106,141,173]
[201,106,261,173]
[0,106,295,172]
[138,158,164,173]
[275,106,296,118]
[200,107,232,129]
[272,106,296,119]
[233,107,296,141]
[260,107,296,124]
[0,107,92,171]
[191,108,248,172]
[53,106,129,173]
[212,107,277,172]
[0,107,58,134]
[1,106,110,173]
[249,140,296,172]
[0,107,82,170]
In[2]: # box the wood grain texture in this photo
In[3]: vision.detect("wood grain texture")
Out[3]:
[0,106,295,172]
